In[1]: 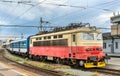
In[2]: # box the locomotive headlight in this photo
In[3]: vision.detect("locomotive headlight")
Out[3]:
[86,48,93,51]
[96,48,102,51]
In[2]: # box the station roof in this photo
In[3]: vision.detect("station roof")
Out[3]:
[111,15,120,23]
[103,32,120,40]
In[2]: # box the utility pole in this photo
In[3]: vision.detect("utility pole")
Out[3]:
[21,33,23,39]
[39,17,49,34]
[40,17,42,34]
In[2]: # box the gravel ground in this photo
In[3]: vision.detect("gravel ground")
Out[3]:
[55,68,109,76]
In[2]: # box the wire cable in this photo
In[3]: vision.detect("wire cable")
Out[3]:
[48,0,120,22]
[11,0,47,23]
[2,3,19,22]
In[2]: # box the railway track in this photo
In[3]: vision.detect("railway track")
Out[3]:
[0,49,65,76]
[2,49,120,76]
[93,68,120,76]
[71,63,120,76]
[76,66,120,76]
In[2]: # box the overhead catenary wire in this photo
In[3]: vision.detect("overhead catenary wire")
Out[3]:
[2,3,19,22]
[42,3,86,9]
[20,0,69,26]
[48,0,120,22]
[0,24,116,30]
[1,0,119,23]
[0,0,119,30]
[45,1,119,30]
[10,0,47,23]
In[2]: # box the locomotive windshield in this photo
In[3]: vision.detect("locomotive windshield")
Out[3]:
[96,33,102,40]
[82,33,94,40]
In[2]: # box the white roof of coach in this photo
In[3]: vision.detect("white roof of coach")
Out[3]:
[10,39,27,43]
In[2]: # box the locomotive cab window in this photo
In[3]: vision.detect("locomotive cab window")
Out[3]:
[82,33,94,40]
[96,33,102,40]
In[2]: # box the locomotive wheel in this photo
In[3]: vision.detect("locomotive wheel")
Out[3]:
[29,55,33,60]
[68,59,74,66]
[41,56,47,62]
[39,56,43,61]
[36,56,40,61]
[75,60,85,67]
[32,55,36,61]
[56,58,60,64]
[79,60,85,66]
[53,57,56,62]
[62,59,69,65]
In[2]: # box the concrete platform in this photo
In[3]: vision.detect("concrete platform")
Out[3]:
[0,62,25,76]
[105,57,120,70]
[107,53,120,57]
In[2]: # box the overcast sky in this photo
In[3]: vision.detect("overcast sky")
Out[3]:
[0,0,120,40]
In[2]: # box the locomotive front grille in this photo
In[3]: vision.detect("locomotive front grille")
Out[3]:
[88,56,98,61]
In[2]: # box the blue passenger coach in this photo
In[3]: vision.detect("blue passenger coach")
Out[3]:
[10,38,30,55]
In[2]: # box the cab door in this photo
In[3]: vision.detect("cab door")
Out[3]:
[70,33,77,58]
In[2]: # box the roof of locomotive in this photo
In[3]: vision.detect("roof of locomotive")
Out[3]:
[30,27,101,38]
[10,38,27,43]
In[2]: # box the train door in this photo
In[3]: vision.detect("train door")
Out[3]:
[12,43,13,51]
[70,33,77,58]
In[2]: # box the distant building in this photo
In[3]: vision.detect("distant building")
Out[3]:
[103,33,120,53]
[0,40,3,48]
[2,38,17,48]
[0,40,2,45]
[103,13,120,53]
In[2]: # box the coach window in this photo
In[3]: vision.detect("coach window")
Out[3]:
[115,42,118,49]
[54,35,57,39]
[58,35,63,38]
[22,42,26,46]
[16,43,18,47]
[103,43,106,49]
[72,34,76,42]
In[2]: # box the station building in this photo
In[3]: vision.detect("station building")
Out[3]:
[103,14,120,53]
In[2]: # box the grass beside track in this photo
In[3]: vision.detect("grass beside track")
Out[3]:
[2,49,70,70]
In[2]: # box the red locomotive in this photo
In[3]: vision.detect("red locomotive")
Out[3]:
[29,24,106,68]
